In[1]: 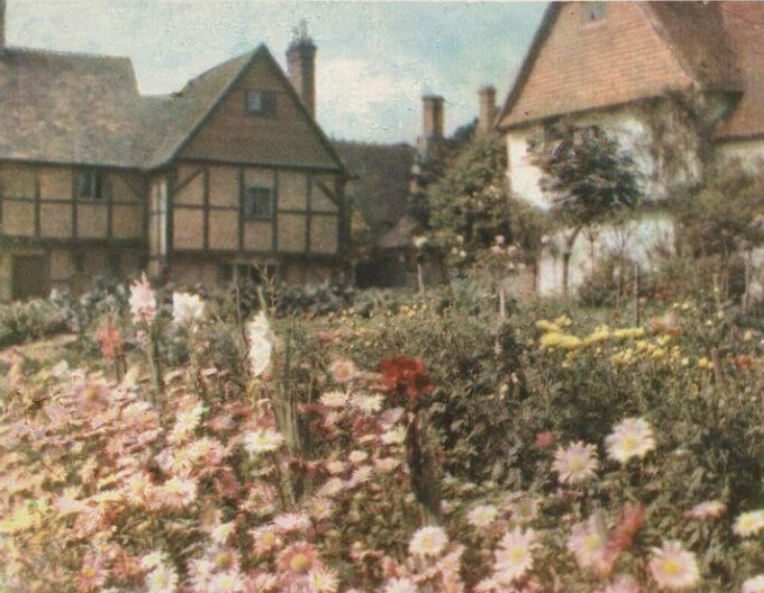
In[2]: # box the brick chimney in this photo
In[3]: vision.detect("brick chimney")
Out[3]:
[287,20,317,117]
[478,85,497,135]
[0,0,7,54]
[422,95,445,140]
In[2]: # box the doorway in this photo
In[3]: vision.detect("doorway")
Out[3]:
[12,255,50,301]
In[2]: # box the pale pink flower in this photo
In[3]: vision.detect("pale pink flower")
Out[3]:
[648,541,700,590]
[381,427,407,446]
[244,428,284,456]
[509,496,540,523]
[276,543,321,575]
[146,563,178,593]
[348,465,374,486]
[352,393,385,414]
[330,358,359,384]
[320,391,349,408]
[309,498,334,521]
[553,441,599,484]
[158,476,197,509]
[349,450,369,464]
[211,521,236,545]
[743,575,764,593]
[494,527,540,584]
[129,274,156,324]
[734,510,764,537]
[250,525,283,557]
[384,577,418,593]
[172,292,205,324]
[600,574,641,593]
[77,554,107,592]
[188,558,215,591]
[247,313,276,378]
[605,418,656,464]
[374,457,400,473]
[409,526,448,557]
[317,477,345,498]
[209,570,245,593]
[567,513,608,570]
[273,512,312,534]
[307,567,340,593]
[467,504,499,529]
[325,461,346,475]
[686,500,726,520]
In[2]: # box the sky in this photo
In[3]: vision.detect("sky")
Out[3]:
[6,1,547,145]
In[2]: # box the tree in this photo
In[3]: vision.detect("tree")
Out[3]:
[428,135,511,261]
[671,162,764,302]
[529,125,642,294]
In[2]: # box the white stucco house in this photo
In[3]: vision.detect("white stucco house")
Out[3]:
[496,1,764,295]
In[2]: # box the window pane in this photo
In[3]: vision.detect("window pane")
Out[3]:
[245,187,272,219]
[247,91,263,114]
[246,91,276,117]
[78,172,93,199]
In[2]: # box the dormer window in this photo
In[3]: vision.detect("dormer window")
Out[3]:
[582,2,606,24]
[77,170,108,201]
[246,90,277,117]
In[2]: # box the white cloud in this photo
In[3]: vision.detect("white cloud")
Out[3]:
[318,56,432,144]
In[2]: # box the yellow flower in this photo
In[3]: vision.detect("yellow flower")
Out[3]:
[535,320,561,333]
[558,335,583,350]
[0,505,37,534]
[583,325,610,345]
[613,327,645,340]
[698,357,711,369]
[651,348,667,360]
[540,332,564,348]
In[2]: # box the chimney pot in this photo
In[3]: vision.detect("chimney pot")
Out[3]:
[478,85,497,135]
[287,20,317,117]
[422,95,445,140]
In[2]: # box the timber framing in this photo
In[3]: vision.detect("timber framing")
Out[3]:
[0,37,351,300]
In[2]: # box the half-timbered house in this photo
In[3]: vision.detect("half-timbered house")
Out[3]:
[0,3,347,301]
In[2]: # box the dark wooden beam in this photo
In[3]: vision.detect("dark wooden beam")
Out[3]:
[34,169,41,238]
[71,169,78,241]
[238,167,245,252]
[272,170,279,253]
[305,175,313,254]
[203,167,210,250]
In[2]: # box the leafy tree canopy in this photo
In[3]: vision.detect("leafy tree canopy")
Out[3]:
[530,125,641,229]
[427,135,511,254]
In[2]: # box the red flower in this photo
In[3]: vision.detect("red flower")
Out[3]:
[594,504,646,575]
[535,431,555,449]
[380,357,434,405]
[96,317,123,361]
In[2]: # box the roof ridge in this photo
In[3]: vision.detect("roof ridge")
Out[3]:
[333,139,415,150]
[179,48,257,92]
[2,45,132,63]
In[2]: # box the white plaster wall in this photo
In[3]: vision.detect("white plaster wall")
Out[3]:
[505,102,705,296]
[506,128,547,209]
[536,213,676,296]
[716,139,764,173]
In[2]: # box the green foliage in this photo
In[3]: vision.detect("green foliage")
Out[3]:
[672,163,764,258]
[529,125,641,229]
[428,136,511,257]
[0,291,75,348]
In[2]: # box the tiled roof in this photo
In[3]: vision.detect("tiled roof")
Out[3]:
[0,44,344,171]
[714,2,764,140]
[0,48,148,168]
[334,141,416,238]
[498,2,745,131]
